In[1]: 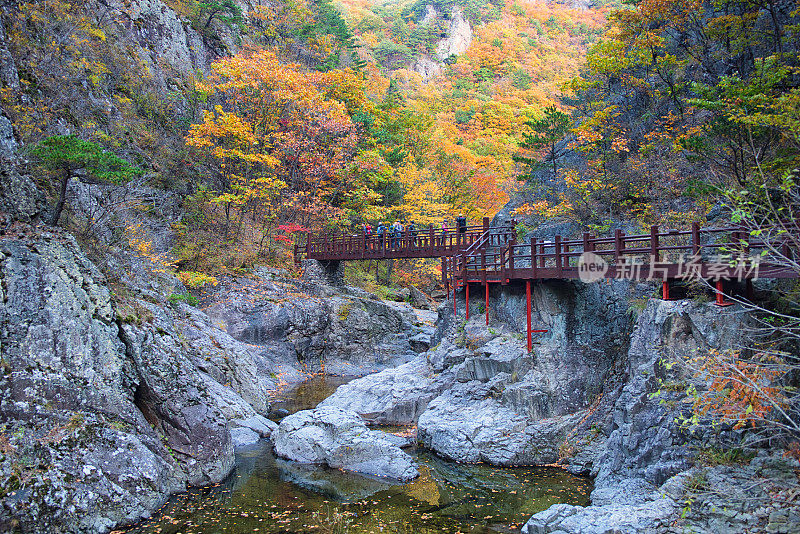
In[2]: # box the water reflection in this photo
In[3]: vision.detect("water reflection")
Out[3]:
[124,442,591,534]
[125,375,592,533]
[269,376,353,420]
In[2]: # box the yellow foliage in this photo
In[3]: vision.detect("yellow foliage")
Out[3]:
[177,271,219,289]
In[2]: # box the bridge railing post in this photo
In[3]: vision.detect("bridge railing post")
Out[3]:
[500,247,506,282]
[651,225,659,263]
[531,238,537,278]
[692,222,700,256]
[555,235,562,276]
[508,238,516,273]
[614,229,623,262]
[540,241,546,270]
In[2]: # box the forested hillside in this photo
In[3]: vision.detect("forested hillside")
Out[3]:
[3,2,800,533]
[516,0,800,233]
[0,0,611,290]
[2,0,799,289]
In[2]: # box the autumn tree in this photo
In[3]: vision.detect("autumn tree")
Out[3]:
[186,49,384,249]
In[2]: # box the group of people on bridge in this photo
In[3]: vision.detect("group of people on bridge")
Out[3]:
[359,215,468,249]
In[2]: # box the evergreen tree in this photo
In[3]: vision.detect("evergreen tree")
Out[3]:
[31,135,141,225]
[516,105,571,180]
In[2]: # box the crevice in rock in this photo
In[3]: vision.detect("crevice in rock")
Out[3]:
[133,380,160,431]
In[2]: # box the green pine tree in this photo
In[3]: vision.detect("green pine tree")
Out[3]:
[516,105,571,180]
[31,135,142,225]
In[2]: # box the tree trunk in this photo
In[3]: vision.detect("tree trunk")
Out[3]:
[51,167,70,226]
[384,258,394,285]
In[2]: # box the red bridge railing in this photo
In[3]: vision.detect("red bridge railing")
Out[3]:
[451,223,796,284]
[298,218,516,261]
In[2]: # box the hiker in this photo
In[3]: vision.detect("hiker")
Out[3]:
[441,218,449,246]
[363,222,373,249]
[376,222,386,249]
[408,221,418,246]
[392,220,404,249]
[456,214,467,234]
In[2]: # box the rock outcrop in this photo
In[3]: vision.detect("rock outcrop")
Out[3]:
[323,279,640,465]
[435,8,472,61]
[0,233,233,533]
[319,354,455,424]
[273,406,419,482]
[519,298,800,533]
[200,273,428,379]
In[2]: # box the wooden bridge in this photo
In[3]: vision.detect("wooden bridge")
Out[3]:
[296,218,797,352]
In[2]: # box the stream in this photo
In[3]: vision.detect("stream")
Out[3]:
[124,376,592,534]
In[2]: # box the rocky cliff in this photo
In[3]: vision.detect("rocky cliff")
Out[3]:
[322,287,800,532]
[323,278,644,464]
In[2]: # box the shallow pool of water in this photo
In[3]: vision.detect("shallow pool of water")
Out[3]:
[124,441,591,534]
[268,375,353,420]
[124,376,592,533]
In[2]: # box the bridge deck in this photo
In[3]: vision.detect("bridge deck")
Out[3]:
[298,220,796,284]
[297,219,797,353]
[300,222,509,261]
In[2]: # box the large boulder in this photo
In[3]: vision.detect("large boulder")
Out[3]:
[272,406,419,482]
[318,354,456,425]
[521,499,677,534]
[417,374,584,465]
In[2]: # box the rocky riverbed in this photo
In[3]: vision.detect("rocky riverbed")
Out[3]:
[1,212,798,533]
[122,374,593,534]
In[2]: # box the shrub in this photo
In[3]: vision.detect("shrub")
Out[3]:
[168,293,199,307]
[177,270,219,289]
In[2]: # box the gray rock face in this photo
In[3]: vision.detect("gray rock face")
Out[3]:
[0,158,44,223]
[592,300,749,500]
[319,354,455,424]
[521,499,677,534]
[435,7,472,60]
[180,304,271,414]
[0,234,234,533]
[301,259,345,287]
[409,285,432,310]
[520,299,764,533]
[119,302,234,486]
[201,276,425,377]
[273,407,419,482]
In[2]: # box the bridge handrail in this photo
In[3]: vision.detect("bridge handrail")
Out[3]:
[449,222,798,279]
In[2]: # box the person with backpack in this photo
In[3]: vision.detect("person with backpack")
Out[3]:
[456,214,467,234]
[408,221,418,246]
[376,222,386,249]
[441,218,449,246]
[363,222,373,250]
[394,220,405,248]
